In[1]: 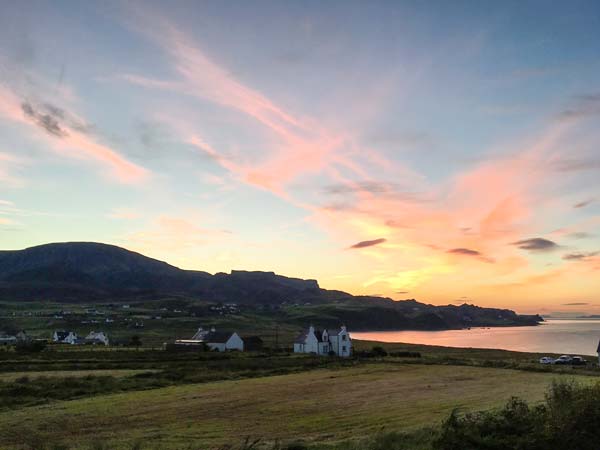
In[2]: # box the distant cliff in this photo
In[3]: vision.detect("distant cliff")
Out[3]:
[0,242,542,329]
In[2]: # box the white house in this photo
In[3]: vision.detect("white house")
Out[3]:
[85,331,109,346]
[294,325,352,357]
[53,331,79,344]
[204,331,244,352]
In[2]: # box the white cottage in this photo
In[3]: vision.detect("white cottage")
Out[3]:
[85,331,110,346]
[204,331,244,352]
[53,331,79,344]
[294,325,352,357]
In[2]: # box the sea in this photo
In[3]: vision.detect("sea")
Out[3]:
[352,319,600,356]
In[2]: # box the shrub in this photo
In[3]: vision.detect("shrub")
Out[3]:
[371,346,388,357]
[15,340,47,353]
[434,380,600,450]
[389,351,421,358]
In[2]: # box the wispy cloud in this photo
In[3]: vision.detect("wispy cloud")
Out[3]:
[511,238,559,252]
[558,93,600,120]
[119,7,353,195]
[568,232,593,240]
[562,251,599,261]
[574,199,594,209]
[349,238,387,249]
[447,247,494,263]
[0,84,148,184]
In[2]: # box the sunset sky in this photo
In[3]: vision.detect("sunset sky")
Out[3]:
[1,1,600,313]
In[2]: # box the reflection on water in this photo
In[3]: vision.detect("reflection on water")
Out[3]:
[353,320,600,356]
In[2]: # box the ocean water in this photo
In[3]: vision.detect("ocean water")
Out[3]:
[352,319,600,356]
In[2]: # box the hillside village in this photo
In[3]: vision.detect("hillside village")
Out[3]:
[1,323,354,357]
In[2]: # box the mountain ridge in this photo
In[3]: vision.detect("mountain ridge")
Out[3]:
[0,242,542,329]
[0,242,321,303]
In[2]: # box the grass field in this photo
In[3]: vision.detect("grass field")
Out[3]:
[0,362,594,450]
[0,369,156,382]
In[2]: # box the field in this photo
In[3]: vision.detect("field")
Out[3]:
[0,345,599,450]
[2,300,599,449]
[0,369,154,382]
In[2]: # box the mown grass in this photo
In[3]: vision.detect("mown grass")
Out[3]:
[0,363,594,450]
[0,369,155,382]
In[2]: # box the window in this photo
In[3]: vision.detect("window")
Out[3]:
[342,346,346,352]
[342,335,346,341]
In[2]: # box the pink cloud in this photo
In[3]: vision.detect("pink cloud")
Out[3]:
[0,85,148,184]
[121,10,354,194]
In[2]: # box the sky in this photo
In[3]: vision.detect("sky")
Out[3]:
[1,1,600,313]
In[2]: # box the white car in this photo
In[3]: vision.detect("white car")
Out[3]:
[554,355,573,365]
[539,356,555,364]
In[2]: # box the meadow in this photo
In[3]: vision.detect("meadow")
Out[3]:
[2,301,599,449]
[0,340,599,450]
[0,363,594,450]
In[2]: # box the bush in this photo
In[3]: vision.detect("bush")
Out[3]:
[371,346,388,357]
[356,346,389,358]
[389,351,421,358]
[15,340,47,353]
[435,380,600,450]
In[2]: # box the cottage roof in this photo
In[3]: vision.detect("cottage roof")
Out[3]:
[295,328,330,343]
[54,331,70,340]
[294,329,310,344]
[204,331,235,344]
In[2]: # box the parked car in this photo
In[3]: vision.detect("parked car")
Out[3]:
[571,356,587,366]
[539,356,555,364]
[554,355,573,365]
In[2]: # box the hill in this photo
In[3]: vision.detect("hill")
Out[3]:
[0,242,542,329]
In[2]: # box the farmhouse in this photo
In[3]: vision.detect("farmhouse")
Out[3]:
[171,327,245,352]
[53,330,79,344]
[294,325,352,357]
[85,331,109,346]
[204,331,244,352]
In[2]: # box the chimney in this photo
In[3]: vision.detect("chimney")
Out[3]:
[309,325,315,334]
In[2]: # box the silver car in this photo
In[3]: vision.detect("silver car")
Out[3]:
[554,355,573,365]
[539,356,554,364]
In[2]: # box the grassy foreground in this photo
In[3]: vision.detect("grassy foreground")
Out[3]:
[0,362,594,450]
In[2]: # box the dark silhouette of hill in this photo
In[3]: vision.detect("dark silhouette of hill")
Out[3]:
[0,242,318,303]
[0,242,542,329]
